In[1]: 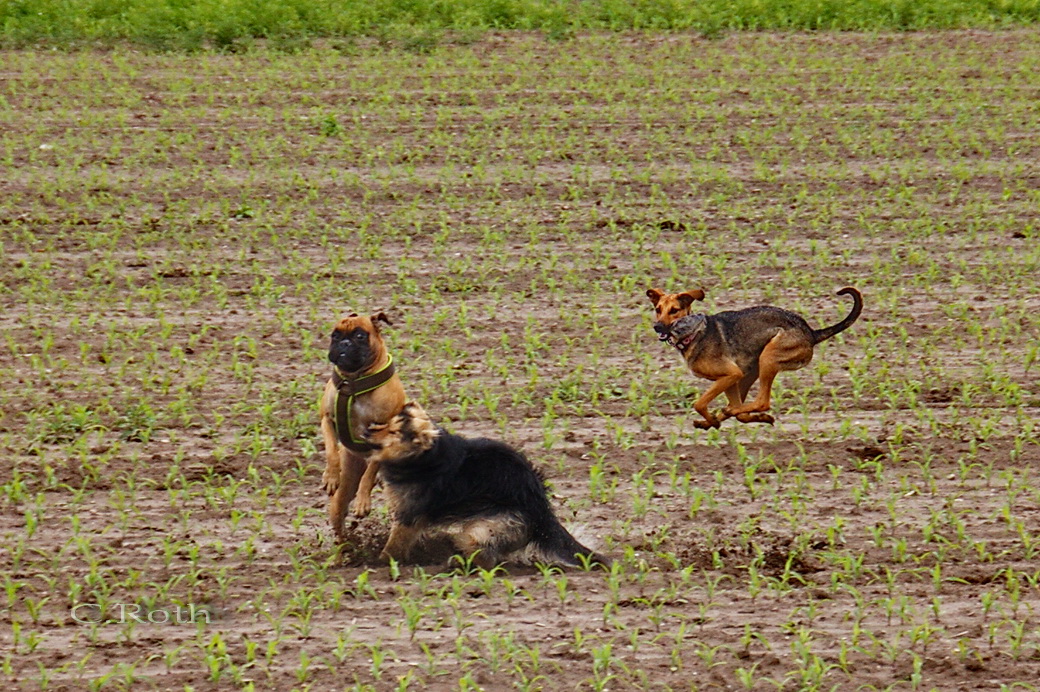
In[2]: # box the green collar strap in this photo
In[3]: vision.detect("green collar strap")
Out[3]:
[332,354,395,453]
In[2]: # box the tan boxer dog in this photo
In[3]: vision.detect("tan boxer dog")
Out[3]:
[319,312,406,542]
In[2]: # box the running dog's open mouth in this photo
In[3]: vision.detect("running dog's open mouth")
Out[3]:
[653,324,673,342]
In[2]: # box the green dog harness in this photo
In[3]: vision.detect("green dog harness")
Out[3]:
[332,354,396,453]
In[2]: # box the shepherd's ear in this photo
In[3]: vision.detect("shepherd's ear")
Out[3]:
[646,288,664,306]
[677,289,706,308]
[371,311,392,326]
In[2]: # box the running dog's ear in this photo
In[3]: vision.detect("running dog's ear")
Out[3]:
[371,311,392,327]
[646,288,665,307]
[677,289,706,308]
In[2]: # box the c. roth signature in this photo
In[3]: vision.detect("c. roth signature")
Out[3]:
[71,603,217,625]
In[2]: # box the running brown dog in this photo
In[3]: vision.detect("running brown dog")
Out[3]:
[319,312,407,542]
[646,287,862,429]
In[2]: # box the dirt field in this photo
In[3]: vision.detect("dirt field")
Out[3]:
[2,31,1039,690]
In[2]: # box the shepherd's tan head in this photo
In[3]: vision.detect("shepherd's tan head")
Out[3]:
[364,401,438,462]
[646,288,706,341]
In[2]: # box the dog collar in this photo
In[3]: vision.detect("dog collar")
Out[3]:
[673,333,696,352]
[669,314,707,353]
[332,354,395,453]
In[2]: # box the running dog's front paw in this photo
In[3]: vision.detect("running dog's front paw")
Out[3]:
[693,416,721,430]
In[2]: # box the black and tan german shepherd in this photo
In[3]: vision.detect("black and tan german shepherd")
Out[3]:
[363,402,609,570]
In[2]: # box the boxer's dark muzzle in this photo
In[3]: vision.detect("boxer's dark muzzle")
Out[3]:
[329,328,373,373]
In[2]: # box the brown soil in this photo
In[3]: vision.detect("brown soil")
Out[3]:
[1,31,1039,691]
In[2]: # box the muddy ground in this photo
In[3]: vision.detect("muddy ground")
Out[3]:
[1,31,1039,690]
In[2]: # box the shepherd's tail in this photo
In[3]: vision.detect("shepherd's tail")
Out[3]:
[811,287,862,344]
[534,519,611,570]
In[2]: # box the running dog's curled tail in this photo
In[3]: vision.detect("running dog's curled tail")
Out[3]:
[811,287,862,344]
